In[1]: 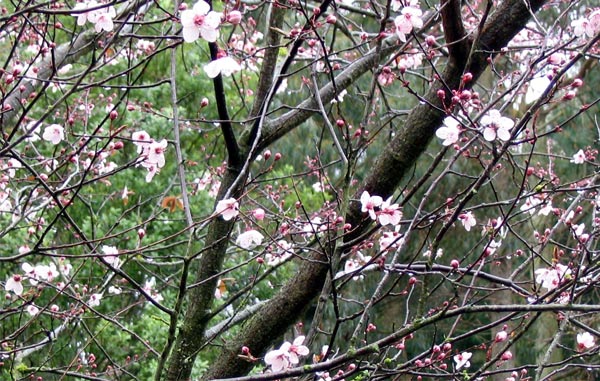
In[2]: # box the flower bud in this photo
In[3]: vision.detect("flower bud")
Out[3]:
[252,208,265,220]
[227,10,242,24]
[501,351,513,361]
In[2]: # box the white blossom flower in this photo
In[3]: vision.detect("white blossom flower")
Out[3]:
[72,0,100,26]
[93,6,116,32]
[215,198,239,221]
[360,191,383,221]
[88,293,103,307]
[42,124,65,145]
[570,149,585,164]
[577,332,595,351]
[453,351,472,370]
[235,230,264,249]
[377,197,402,226]
[459,211,476,231]
[481,109,514,142]
[203,56,242,78]
[265,240,293,266]
[180,0,221,43]
[5,274,23,295]
[101,245,121,269]
[394,6,423,42]
[264,336,309,372]
[535,264,571,291]
[435,116,461,146]
[525,76,551,104]
[27,305,40,316]
[131,130,152,154]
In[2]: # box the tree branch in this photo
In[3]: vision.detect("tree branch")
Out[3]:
[440,0,469,59]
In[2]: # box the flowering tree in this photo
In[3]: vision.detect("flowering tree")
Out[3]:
[1,0,600,380]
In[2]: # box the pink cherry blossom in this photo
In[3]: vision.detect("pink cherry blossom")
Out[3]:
[283,336,310,365]
[525,75,551,104]
[458,211,476,231]
[577,332,595,351]
[571,10,600,38]
[72,0,100,26]
[180,0,221,43]
[203,56,242,78]
[453,351,472,370]
[264,336,309,372]
[435,117,461,146]
[377,197,402,226]
[534,263,571,291]
[144,164,159,183]
[226,10,242,24]
[235,230,264,249]
[570,149,585,164]
[5,274,24,295]
[379,229,403,252]
[146,139,168,168]
[143,277,164,302]
[101,245,121,269]
[481,109,514,142]
[93,6,116,32]
[88,293,103,307]
[27,305,40,316]
[394,6,423,42]
[131,130,152,153]
[252,208,265,220]
[500,351,513,361]
[264,347,290,372]
[495,330,508,342]
[360,191,383,221]
[42,124,65,145]
[215,198,239,221]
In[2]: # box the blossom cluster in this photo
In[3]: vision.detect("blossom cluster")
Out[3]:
[534,263,571,291]
[72,0,117,32]
[24,121,65,145]
[264,335,310,372]
[435,109,515,147]
[360,191,403,226]
[131,130,167,182]
[4,259,72,315]
[571,9,600,38]
[393,1,423,42]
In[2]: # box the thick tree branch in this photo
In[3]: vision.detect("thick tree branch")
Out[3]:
[440,0,469,59]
